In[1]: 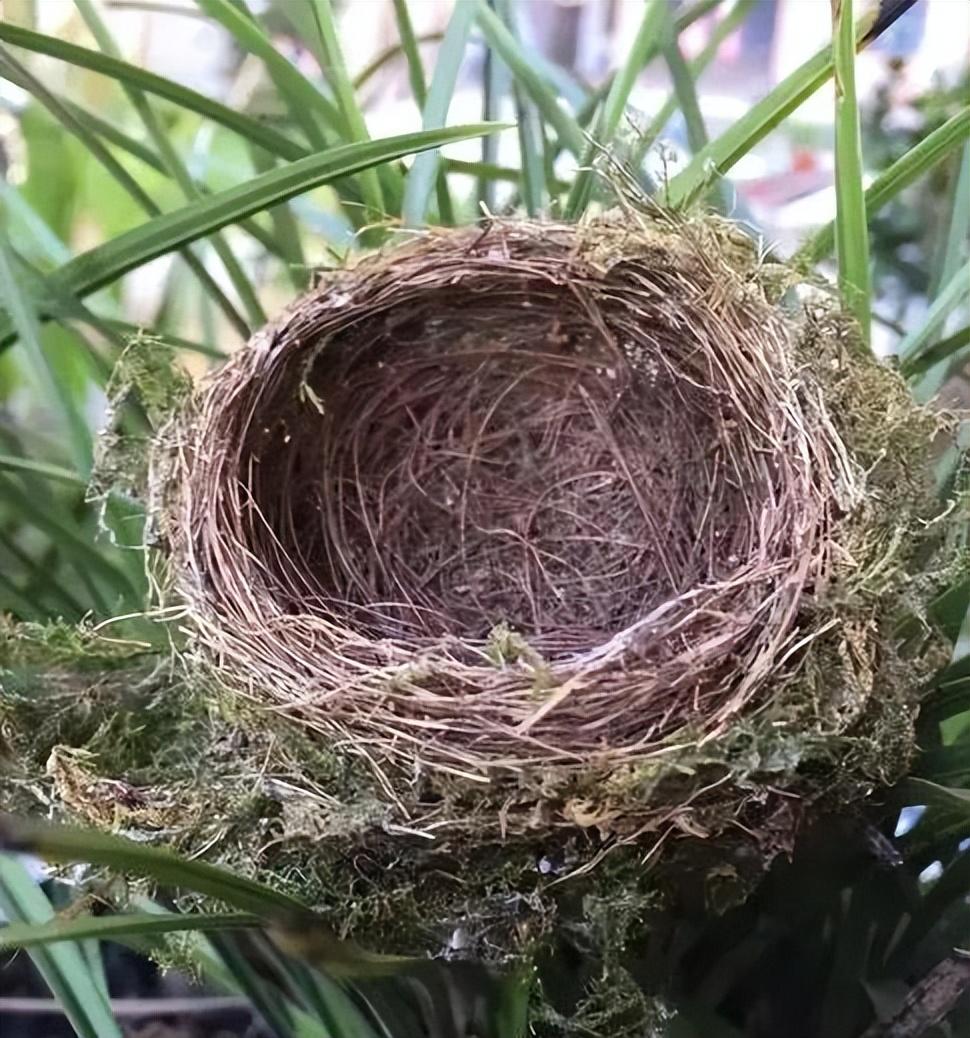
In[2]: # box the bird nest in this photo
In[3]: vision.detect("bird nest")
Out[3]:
[160,213,941,833]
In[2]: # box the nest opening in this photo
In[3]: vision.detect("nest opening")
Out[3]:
[250,276,756,657]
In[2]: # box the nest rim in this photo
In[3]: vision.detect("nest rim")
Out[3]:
[164,215,876,782]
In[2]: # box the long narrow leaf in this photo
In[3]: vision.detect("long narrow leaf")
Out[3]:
[932,140,970,296]
[900,325,970,379]
[196,0,333,149]
[0,230,92,473]
[0,910,261,950]
[74,0,266,328]
[59,97,304,266]
[898,261,970,364]
[476,2,585,157]
[0,815,308,918]
[304,0,385,218]
[630,0,755,169]
[832,0,871,343]
[492,0,546,213]
[664,0,915,208]
[565,0,666,218]
[0,124,506,350]
[0,474,138,606]
[402,1,477,227]
[0,45,252,338]
[797,106,970,264]
[0,21,305,160]
[0,855,123,1038]
[0,452,86,486]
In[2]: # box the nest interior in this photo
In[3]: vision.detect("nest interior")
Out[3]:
[163,213,943,833]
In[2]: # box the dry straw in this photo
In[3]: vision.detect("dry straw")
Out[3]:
[160,211,940,834]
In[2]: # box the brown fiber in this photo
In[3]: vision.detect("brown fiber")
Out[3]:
[164,216,864,781]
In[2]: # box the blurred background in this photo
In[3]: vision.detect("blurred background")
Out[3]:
[1,0,967,360]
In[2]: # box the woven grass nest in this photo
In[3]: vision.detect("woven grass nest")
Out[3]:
[162,211,943,839]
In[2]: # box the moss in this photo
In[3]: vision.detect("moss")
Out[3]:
[3,211,964,1024]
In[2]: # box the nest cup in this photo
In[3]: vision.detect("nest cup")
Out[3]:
[166,214,937,824]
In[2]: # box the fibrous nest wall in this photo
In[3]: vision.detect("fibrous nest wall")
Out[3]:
[160,212,944,837]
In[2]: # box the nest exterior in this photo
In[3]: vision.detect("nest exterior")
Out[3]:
[160,212,943,839]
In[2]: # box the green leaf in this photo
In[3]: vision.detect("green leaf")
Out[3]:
[898,261,970,366]
[390,0,429,106]
[354,23,442,93]
[58,96,304,268]
[565,0,666,218]
[900,325,970,379]
[74,0,267,329]
[0,452,86,486]
[663,0,920,209]
[476,2,585,157]
[0,45,252,338]
[0,473,138,610]
[0,814,308,918]
[0,229,92,474]
[666,49,834,208]
[195,0,334,149]
[0,855,123,1038]
[302,0,385,218]
[0,124,506,350]
[832,0,871,343]
[402,1,477,227]
[0,518,88,618]
[908,777,970,813]
[932,140,970,297]
[798,106,970,265]
[0,910,261,950]
[0,21,306,160]
[492,0,546,214]
[630,0,755,170]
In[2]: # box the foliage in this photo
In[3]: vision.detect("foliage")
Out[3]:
[0,1,967,1036]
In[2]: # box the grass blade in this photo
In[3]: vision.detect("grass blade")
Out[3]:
[0,228,92,474]
[0,45,252,338]
[303,0,385,219]
[661,12,710,156]
[494,0,546,214]
[57,96,305,268]
[832,0,871,343]
[0,855,123,1038]
[900,325,970,380]
[390,0,429,105]
[0,20,306,160]
[565,0,666,218]
[388,0,454,222]
[402,0,477,227]
[195,0,333,149]
[0,911,261,950]
[664,1,914,208]
[204,932,318,1038]
[666,46,833,207]
[631,0,755,169]
[932,140,970,296]
[798,106,970,265]
[0,815,308,918]
[0,452,87,485]
[355,27,443,93]
[0,124,506,350]
[897,260,970,365]
[0,473,138,608]
[476,2,585,157]
[74,0,267,329]
[0,528,87,619]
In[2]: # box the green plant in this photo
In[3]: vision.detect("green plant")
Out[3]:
[0,1,967,1036]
